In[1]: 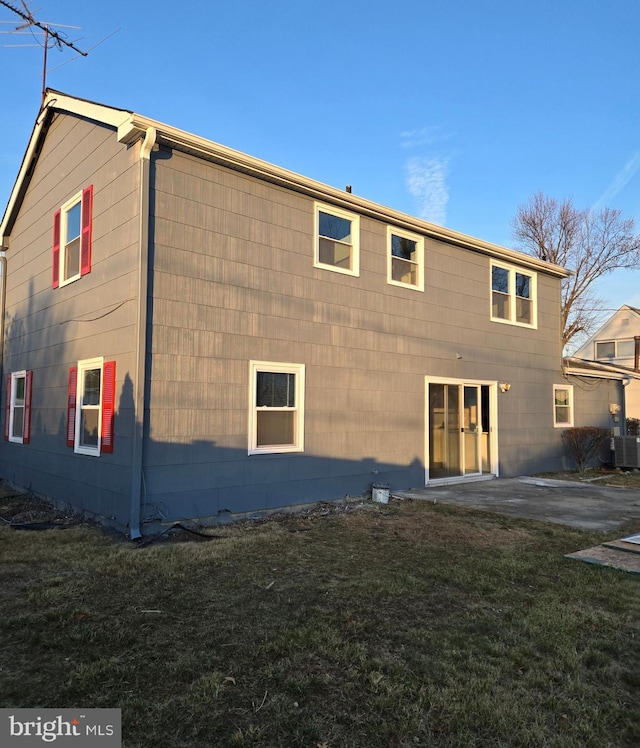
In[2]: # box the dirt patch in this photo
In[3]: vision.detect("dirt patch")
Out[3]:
[0,484,83,527]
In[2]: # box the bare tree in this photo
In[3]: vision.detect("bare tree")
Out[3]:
[512,192,640,349]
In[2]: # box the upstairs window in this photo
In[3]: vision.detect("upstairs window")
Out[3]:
[4,370,32,444]
[314,203,360,276]
[596,340,635,360]
[387,227,424,291]
[53,185,93,288]
[67,358,116,456]
[553,384,574,428]
[491,261,536,327]
[248,361,305,454]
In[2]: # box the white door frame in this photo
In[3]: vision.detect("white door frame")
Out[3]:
[425,376,499,485]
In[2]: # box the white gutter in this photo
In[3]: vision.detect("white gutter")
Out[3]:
[129,126,156,540]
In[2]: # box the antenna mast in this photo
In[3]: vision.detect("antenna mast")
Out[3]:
[0,0,88,103]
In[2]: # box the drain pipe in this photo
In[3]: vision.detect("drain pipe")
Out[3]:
[129,126,156,540]
[0,251,6,384]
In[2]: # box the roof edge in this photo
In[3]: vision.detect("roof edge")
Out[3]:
[2,90,570,278]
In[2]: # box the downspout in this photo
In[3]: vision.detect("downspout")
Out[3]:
[130,126,156,539]
[0,251,6,384]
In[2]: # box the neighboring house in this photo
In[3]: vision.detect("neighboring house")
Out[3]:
[0,91,626,536]
[572,305,640,421]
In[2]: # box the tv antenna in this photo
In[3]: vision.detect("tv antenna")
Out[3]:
[0,0,88,103]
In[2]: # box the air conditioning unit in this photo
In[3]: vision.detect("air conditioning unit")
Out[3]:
[614,436,640,469]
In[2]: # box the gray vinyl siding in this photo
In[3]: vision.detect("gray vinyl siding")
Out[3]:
[144,146,566,522]
[0,112,140,527]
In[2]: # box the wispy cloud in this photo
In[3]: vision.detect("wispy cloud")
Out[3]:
[400,125,448,149]
[592,151,640,211]
[405,156,449,225]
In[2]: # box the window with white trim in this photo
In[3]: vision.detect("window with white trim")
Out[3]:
[53,185,93,288]
[596,340,635,360]
[553,384,573,428]
[249,361,305,454]
[4,370,32,444]
[314,203,360,276]
[491,261,537,327]
[67,357,116,456]
[387,227,424,291]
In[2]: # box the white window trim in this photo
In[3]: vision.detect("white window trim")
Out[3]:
[490,260,537,328]
[248,361,305,455]
[9,370,26,444]
[553,384,574,428]
[59,190,83,288]
[387,226,424,292]
[75,357,104,456]
[314,202,360,277]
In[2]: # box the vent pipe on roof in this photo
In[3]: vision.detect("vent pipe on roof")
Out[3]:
[635,336,640,372]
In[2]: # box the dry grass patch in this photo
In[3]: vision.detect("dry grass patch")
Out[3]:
[1,490,639,747]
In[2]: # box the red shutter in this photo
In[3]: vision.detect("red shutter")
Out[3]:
[80,185,93,276]
[66,367,78,447]
[100,360,116,453]
[52,209,61,289]
[23,370,33,444]
[4,376,10,441]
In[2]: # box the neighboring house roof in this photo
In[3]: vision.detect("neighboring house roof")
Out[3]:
[1,89,570,280]
[564,356,640,380]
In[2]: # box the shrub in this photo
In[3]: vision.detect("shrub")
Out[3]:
[627,418,640,436]
[561,426,610,474]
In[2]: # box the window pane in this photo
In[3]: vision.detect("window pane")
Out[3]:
[66,201,82,242]
[319,211,351,243]
[516,296,531,324]
[391,257,418,285]
[318,237,352,269]
[12,406,24,439]
[617,340,635,357]
[492,266,509,293]
[555,406,570,424]
[256,372,295,408]
[555,389,569,407]
[256,410,294,446]
[391,234,417,261]
[15,376,25,404]
[83,369,102,406]
[80,409,99,447]
[64,236,81,280]
[595,342,615,359]
[515,273,531,299]
[492,290,509,320]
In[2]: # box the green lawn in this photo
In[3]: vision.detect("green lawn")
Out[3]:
[1,492,638,747]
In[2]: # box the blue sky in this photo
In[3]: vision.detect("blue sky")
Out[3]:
[1,0,639,319]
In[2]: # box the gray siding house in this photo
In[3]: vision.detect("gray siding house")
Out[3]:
[0,91,624,536]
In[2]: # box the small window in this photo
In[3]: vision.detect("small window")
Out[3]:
[490,262,536,327]
[4,371,32,444]
[67,358,116,456]
[387,227,424,291]
[249,361,305,454]
[314,203,360,276]
[553,385,574,428]
[53,185,93,288]
[595,341,615,360]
